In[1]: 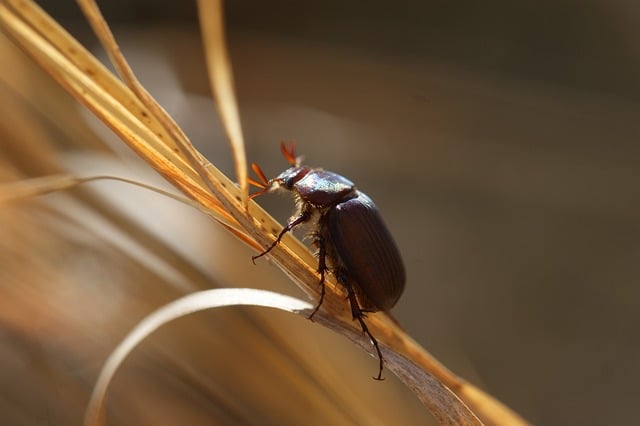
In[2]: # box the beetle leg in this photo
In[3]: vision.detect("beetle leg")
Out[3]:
[308,235,327,320]
[252,210,311,263]
[346,287,385,381]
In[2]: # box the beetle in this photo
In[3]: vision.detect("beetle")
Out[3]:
[249,142,406,380]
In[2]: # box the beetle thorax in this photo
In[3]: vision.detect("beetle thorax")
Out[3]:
[290,169,357,208]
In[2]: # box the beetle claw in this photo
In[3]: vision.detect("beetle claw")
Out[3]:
[308,282,324,319]
[308,302,320,321]
[307,283,325,320]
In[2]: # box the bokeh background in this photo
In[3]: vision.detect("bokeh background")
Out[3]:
[1,1,639,425]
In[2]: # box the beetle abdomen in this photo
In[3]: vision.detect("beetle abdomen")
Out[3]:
[326,192,405,312]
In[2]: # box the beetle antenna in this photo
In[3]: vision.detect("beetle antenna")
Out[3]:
[251,163,269,186]
[280,141,296,165]
[280,141,304,166]
[249,163,271,199]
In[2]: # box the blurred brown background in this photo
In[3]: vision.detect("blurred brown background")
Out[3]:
[2,1,639,425]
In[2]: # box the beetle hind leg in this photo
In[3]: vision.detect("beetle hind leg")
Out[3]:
[346,287,385,381]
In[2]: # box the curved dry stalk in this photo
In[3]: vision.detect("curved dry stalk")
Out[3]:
[84,289,313,426]
[0,1,529,424]
[85,288,481,426]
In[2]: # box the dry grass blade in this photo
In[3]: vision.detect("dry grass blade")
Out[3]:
[0,174,80,202]
[74,0,209,180]
[0,0,529,424]
[75,0,252,243]
[85,288,313,426]
[71,0,322,307]
[0,174,253,243]
[197,0,248,204]
[0,0,234,224]
[2,0,188,164]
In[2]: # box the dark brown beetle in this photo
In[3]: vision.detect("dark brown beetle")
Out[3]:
[250,142,405,380]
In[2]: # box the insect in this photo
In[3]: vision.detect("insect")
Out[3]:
[249,142,405,380]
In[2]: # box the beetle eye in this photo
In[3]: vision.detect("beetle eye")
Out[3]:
[283,176,296,189]
[273,166,311,191]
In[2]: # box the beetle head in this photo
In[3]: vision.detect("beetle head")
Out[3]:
[273,141,310,189]
[249,141,309,199]
[273,165,311,190]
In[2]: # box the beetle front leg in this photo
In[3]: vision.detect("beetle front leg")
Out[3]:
[308,235,327,320]
[252,209,311,263]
